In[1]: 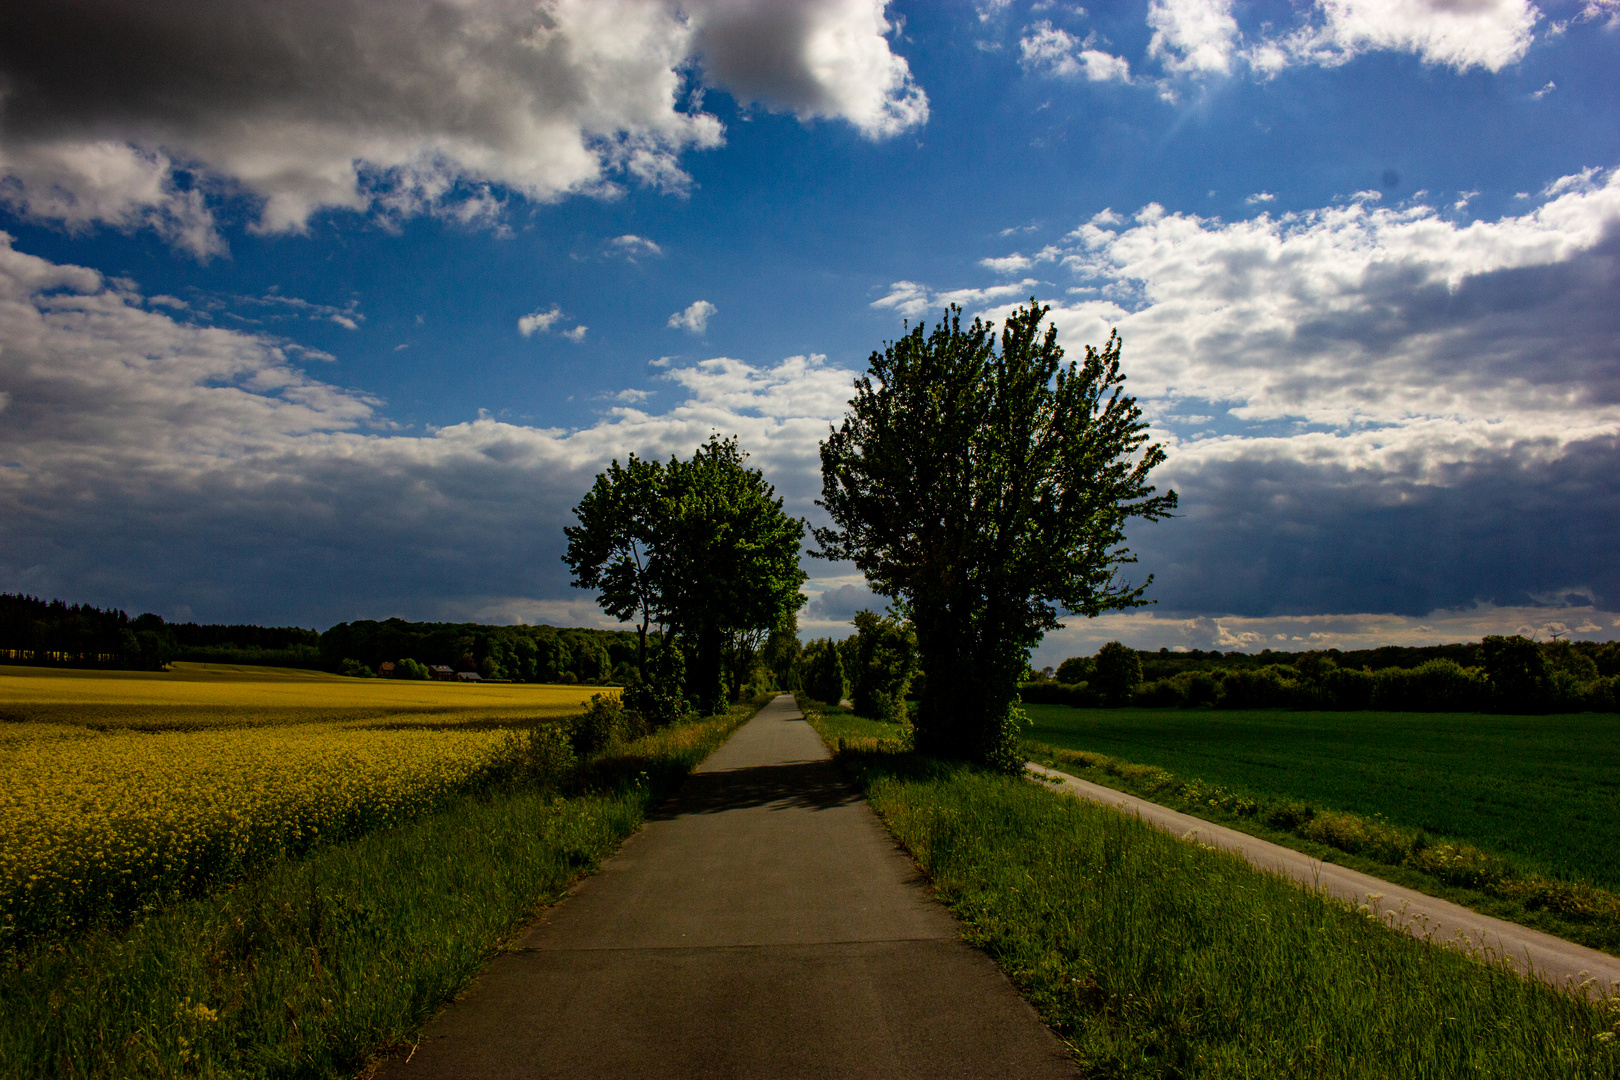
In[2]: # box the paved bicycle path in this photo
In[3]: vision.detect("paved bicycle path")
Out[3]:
[1029,762,1620,999]
[377,695,1077,1080]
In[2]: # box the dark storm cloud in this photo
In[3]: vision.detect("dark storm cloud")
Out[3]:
[1134,434,1620,618]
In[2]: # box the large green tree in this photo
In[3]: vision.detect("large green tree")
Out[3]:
[814,302,1176,768]
[564,435,807,716]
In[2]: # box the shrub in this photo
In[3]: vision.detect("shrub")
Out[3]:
[847,610,918,723]
[393,657,430,680]
[503,723,578,788]
[568,693,644,757]
[1322,665,1373,709]
[1369,659,1490,712]
[1054,655,1095,684]
[1134,678,1187,707]
[339,658,374,678]
[1217,665,1299,709]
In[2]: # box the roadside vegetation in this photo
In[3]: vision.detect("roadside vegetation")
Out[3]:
[0,694,762,1080]
[800,698,1620,1079]
[1023,702,1620,955]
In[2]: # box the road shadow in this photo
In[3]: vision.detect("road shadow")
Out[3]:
[651,759,863,819]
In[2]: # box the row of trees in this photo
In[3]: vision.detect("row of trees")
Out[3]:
[0,594,173,670]
[794,610,920,723]
[566,302,1175,764]
[564,435,806,719]
[320,619,639,684]
[1025,636,1620,713]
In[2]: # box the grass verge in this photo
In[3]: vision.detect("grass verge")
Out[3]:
[0,701,760,1080]
[799,708,1620,1079]
[1024,740,1620,958]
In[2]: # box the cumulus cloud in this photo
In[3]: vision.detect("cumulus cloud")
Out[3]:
[880,166,1620,618]
[1019,22,1133,82]
[1126,0,1547,84]
[668,299,717,333]
[1273,0,1540,73]
[0,0,924,252]
[689,0,928,137]
[1148,0,1242,75]
[0,233,855,624]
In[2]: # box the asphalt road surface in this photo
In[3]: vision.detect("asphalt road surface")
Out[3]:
[375,695,1077,1080]
[1029,761,1620,999]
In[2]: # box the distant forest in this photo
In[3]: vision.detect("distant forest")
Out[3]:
[0,594,638,685]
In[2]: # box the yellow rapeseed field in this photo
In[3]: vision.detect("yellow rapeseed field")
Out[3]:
[0,664,608,946]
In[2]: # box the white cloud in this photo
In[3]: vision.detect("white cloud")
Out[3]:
[1019,22,1133,82]
[1148,0,1241,75]
[688,0,928,138]
[1276,0,1540,73]
[981,254,1034,274]
[668,299,717,334]
[872,277,1042,319]
[518,306,563,338]
[1533,80,1557,99]
[1245,191,1277,205]
[562,324,588,343]
[609,234,665,259]
[0,0,925,251]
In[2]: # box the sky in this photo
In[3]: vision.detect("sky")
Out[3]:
[1,0,1617,664]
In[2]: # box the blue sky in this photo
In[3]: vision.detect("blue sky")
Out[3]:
[1,0,1617,661]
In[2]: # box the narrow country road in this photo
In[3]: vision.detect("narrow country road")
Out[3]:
[375,695,1078,1080]
[1029,762,1620,999]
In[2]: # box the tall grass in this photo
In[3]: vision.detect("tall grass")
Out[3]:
[835,746,1620,1079]
[0,703,757,1080]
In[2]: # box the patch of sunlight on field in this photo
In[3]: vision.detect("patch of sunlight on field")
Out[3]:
[0,662,611,730]
[0,719,528,946]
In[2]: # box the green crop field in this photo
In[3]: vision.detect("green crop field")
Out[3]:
[1021,704,1620,892]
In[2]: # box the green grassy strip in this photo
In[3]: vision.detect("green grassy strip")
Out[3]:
[0,703,759,1080]
[1026,739,1620,957]
[816,738,1620,1078]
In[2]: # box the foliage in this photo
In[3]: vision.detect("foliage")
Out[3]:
[565,435,807,715]
[1044,635,1620,713]
[760,614,802,692]
[321,618,629,685]
[1054,655,1093,684]
[831,747,1620,1080]
[798,637,847,706]
[566,692,648,757]
[845,609,919,723]
[395,657,430,680]
[814,302,1175,768]
[1090,640,1141,705]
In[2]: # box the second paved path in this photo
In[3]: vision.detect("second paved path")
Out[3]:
[379,695,1077,1080]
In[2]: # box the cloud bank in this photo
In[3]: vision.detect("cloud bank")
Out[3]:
[0,0,926,254]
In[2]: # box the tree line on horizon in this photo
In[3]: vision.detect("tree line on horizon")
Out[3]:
[1023,636,1620,714]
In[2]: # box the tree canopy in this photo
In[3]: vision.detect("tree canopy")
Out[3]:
[814,302,1176,767]
[564,434,807,716]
